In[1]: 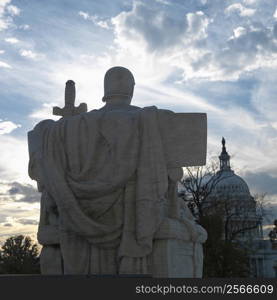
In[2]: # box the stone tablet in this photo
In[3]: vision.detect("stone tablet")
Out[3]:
[158,110,207,168]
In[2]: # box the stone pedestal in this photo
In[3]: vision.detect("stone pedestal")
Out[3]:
[152,218,206,278]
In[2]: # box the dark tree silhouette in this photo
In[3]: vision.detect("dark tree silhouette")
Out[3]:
[201,214,250,277]
[0,235,40,274]
[179,160,227,222]
[179,162,268,278]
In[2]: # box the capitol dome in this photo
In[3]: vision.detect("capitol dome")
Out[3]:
[204,138,277,278]
[212,170,250,197]
[210,138,251,198]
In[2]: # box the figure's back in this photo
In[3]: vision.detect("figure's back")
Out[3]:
[28,66,208,277]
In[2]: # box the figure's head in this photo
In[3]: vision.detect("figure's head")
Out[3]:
[102,66,135,104]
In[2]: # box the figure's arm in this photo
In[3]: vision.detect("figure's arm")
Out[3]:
[28,119,55,189]
[28,119,60,245]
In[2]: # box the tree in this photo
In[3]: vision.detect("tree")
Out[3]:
[179,159,228,222]
[201,214,250,277]
[179,163,267,240]
[179,163,267,277]
[0,235,40,274]
[199,191,265,242]
[269,219,277,243]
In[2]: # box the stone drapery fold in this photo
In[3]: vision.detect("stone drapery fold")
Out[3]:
[30,106,168,258]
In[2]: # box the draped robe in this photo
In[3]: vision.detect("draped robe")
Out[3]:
[28,104,207,275]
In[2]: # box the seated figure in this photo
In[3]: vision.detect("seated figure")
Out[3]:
[28,66,207,277]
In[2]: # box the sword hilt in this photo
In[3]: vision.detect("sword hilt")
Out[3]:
[53,103,87,117]
[53,80,88,117]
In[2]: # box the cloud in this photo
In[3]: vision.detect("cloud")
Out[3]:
[29,102,59,121]
[19,49,44,60]
[274,8,277,19]
[189,21,277,80]
[111,1,191,52]
[232,26,247,38]
[6,4,20,16]
[7,182,40,203]
[186,11,210,39]
[0,214,8,224]
[5,37,19,43]
[0,0,11,13]
[78,11,110,29]
[0,0,11,31]
[242,170,277,196]
[110,1,277,81]
[19,24,30,30]
[225,3,256,17]
[214,24,277,78]
[0,0,20,31]
[110,1,215,83]
[0,60,11,68]
[0,135,29,182]
[0,182,40,204]
[243,0,257,5]
[17,218,38,225]
[0,181,40,244]
[78,11,89,19]
[154,0,170,5]
[251,69,277,123]
[262,201,277,232]
[0,203,39,244]
[0,121,21,134]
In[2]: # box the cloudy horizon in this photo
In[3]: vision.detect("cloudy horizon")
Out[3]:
[0,0,277,243]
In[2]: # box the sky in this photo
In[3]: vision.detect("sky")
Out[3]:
[0,0,277,243]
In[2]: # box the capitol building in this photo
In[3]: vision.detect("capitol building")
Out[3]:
[197,138,277,277]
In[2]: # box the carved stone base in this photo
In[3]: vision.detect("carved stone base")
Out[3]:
[152,218,205,278]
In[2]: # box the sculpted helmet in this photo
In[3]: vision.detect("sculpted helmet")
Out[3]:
[102,66,135,102]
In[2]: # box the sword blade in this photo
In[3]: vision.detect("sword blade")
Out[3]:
[65,80,75,107]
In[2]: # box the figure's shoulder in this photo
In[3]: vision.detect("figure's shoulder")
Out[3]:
[129,105,141,111]
[157,108,175,115]
[32,119,55,132]
[140,106,175,116]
